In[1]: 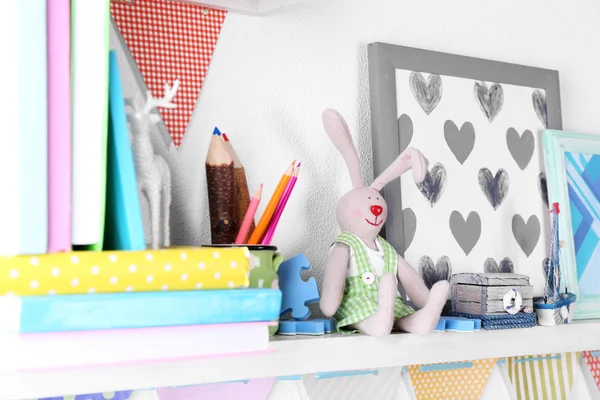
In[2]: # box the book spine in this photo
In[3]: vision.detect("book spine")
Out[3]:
[15,289,282,333]
[71,0,110,249]
[0,1,22,256]
[47,0,72,253]
[17,0,48,254]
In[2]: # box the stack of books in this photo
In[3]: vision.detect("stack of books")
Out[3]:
[0,247,281,371]
[1,0,282,372]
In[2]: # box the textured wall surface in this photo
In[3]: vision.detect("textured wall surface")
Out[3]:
[111,0,600,398]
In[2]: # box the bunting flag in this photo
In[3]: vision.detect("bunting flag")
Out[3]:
[156,378,276,400]
[507,353,581,400]
[39,391,132,400]
[302,368,402,400]
[407,359,498,400]
[582,351,600,392]
[110,0,227,147]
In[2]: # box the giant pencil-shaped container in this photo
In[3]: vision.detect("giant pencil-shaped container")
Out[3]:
[206,133,238,244]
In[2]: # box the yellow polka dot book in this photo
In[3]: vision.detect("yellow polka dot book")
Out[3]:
[0,247,250,296]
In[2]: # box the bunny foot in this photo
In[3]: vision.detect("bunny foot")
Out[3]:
[394,280,450,336]
[351,273,397,337]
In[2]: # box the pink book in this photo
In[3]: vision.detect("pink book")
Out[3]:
[47,0,71,252]
[0,322,274,372]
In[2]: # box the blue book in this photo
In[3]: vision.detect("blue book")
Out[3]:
[0,289,282,333]
[103,51,145,251]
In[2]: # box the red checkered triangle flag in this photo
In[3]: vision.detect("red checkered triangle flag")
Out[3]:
[111,0,226,147]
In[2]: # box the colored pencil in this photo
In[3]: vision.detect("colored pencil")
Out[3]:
[205,133,237,244]
[262,163,300,245]
[235,184,263,244]
[247,161,295,244]
[222,133,254,236]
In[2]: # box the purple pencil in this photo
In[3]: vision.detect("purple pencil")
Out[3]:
[261,163,301,245]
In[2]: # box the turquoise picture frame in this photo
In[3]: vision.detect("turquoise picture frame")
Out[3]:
[542,129,600,319]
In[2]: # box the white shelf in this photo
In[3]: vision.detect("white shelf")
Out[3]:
[167,0,319,15]
[2,321,600,399]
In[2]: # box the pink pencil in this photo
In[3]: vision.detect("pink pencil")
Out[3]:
[235,185,263,244]
[262,163,301,245]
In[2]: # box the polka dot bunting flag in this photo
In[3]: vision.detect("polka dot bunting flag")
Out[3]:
[583,351,600,392]
[110,0,227,147]
[0,247,250,296]
[408,358,497,400]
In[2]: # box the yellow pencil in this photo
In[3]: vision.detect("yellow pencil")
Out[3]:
[247,161,295,244]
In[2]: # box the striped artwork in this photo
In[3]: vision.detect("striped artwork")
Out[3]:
[507,353,580,400]
[302,368,401,400]
[565,152,600,296]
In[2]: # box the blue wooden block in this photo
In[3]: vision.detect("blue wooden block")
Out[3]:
[277,254,320,320]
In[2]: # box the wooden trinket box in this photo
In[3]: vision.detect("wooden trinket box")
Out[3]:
[451,273,533,315]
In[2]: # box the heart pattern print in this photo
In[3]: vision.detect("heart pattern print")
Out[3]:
[397,69,550,296]
[419,255,452,289]
[409,72,443,115]
[474,81,504,122]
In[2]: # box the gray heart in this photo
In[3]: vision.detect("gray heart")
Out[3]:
[474,81,504,122]
[478,168,509,210]
[409,72,443,115]
[417,163,447,207]
[398,114,413,153]
[538,172,549,209]
[506,128,535,170]
[449,211,481,255]
[512,214,541,257]
[402,208,417,250]
[444,120,475,165]
[419,255,452,290]
[484,257,514,273]
[532,89,548,128]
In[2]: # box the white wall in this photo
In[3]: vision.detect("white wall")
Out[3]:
[112,0,600,398]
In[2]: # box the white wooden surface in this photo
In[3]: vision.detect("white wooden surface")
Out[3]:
[166,0,320,14]
[2,321,599,399]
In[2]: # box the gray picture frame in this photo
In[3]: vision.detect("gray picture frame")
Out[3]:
[367,42,562,256]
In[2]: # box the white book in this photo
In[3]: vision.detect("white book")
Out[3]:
[71,0,110,248]
[0,322,273,372]
[0,0,47,256]
[0,1,21,256]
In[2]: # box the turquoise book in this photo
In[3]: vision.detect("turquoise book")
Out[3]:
[103,51,145,250]
[0,289,282,333]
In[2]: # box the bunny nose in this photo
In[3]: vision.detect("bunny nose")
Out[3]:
[370,205,383,217]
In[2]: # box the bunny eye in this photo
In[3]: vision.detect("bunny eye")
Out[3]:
[368,197,371,199]
[377,197,380,200]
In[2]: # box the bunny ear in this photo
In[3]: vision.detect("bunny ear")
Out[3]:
[371,147,428,191]
[322,109,364,189]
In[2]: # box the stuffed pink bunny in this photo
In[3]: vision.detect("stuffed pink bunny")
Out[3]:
[320,109,450,337]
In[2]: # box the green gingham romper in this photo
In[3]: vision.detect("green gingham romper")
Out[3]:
[333,232,414,333]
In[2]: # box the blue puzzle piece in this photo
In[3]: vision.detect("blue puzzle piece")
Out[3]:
[277,253,320,320]
[434,316,481,332]
[278,319,335,335]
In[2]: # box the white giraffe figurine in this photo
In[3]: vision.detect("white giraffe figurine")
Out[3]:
[126,80,179,249]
